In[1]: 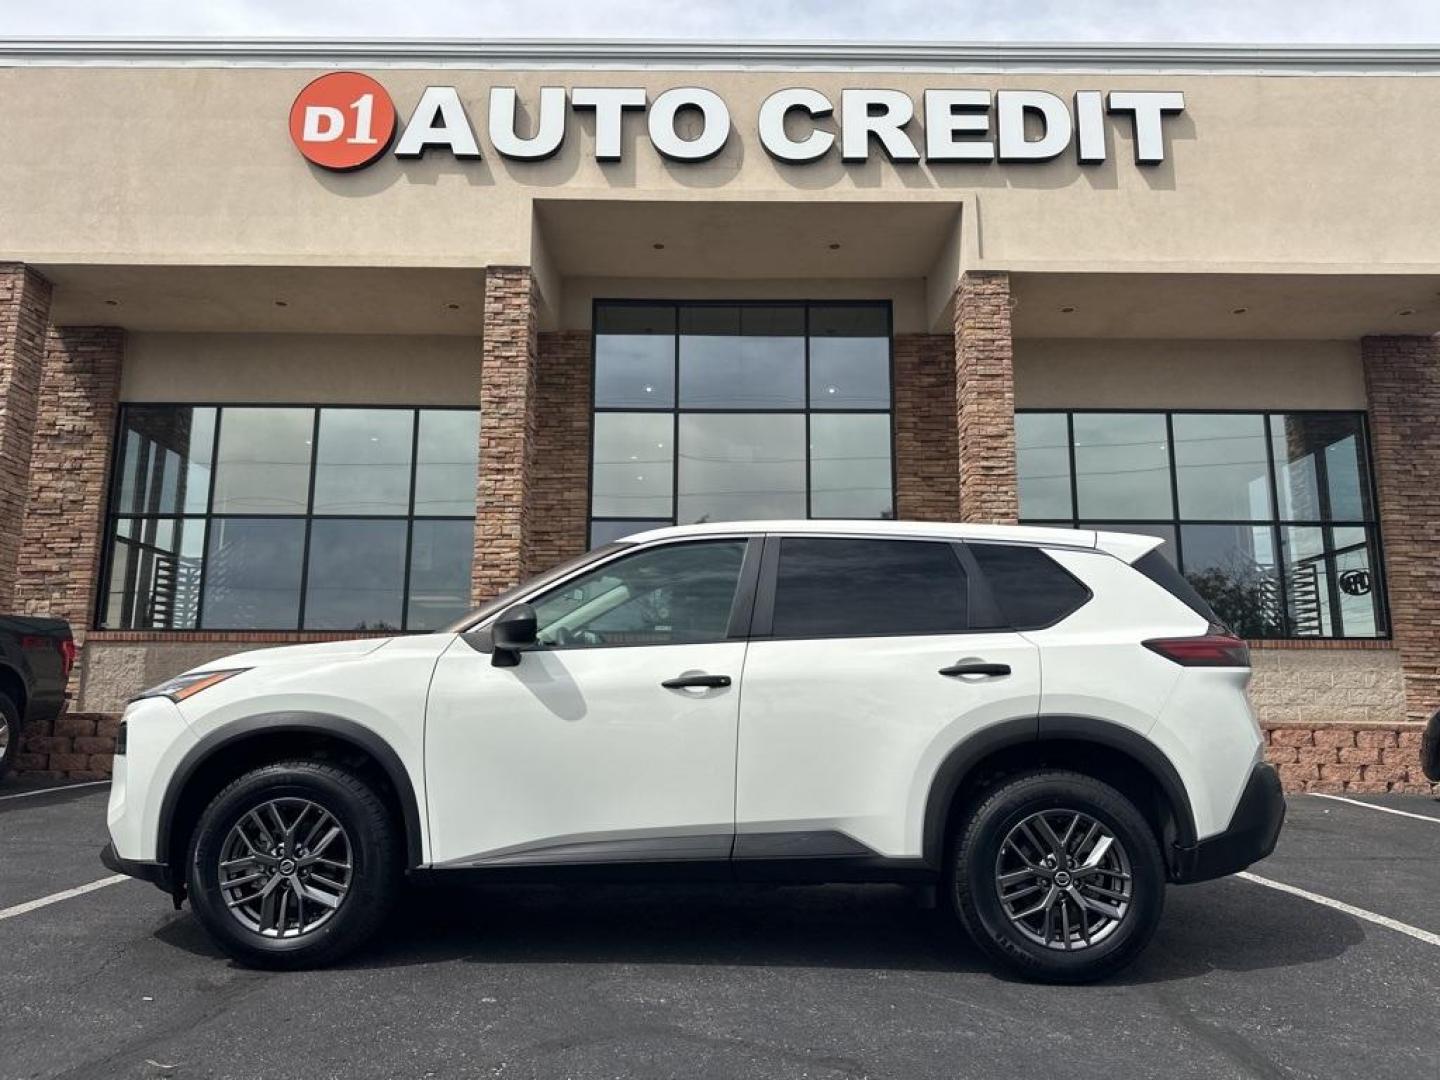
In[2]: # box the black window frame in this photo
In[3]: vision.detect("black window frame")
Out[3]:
[587,299,898,546]
[1016,407,1389,641]
[97,401,480,633]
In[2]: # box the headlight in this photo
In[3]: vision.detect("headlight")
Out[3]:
[133,668,249,703]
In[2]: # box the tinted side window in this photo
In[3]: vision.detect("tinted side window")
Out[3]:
[771,538,968,637]
[968,544,1090,629]
[533,540,746,648]
[1132,549,1222,627]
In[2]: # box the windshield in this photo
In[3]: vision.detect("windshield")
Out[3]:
[443,542,631,632]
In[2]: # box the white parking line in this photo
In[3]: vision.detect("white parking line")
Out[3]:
[1308,791,1440,824]
[0,780,110,802]
[1238,872,1440,948]
[0,875,128,923]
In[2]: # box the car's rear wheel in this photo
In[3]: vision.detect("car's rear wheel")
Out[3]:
[949,770,1165,983]
[186,761,401,969]
[0,691,20,783]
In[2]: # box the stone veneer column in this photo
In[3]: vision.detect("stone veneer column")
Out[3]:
[953,271,1019,524]
[1361,335,1440,721]
[13,327,125,650]
[892,334,959,522]
[529,331,592,569]
[474,266,541,603]
[0,264,54,608]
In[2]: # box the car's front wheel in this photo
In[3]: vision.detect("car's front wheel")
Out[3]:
[0,691,19,783]
[186,761,401,969]
[949,770,1165,983]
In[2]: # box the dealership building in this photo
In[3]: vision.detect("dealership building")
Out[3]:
[0,38,1436,790]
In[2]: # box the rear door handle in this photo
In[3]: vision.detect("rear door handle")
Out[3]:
[661,673,732,690]
[938,662,1011,678]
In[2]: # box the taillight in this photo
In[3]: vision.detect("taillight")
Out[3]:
[59,638,77,680]
[1143,633,1250,668]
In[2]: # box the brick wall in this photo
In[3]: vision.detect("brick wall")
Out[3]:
[530,331,592,570]
[893,333,959,522]
[953,271,1018,524]
[14,712,119,780]
[1361,335,1440,721]
[1248,648,1407,728]
[14,328,124,657]
[1263,722,1432,794]
[0,264,53,609]
[474,266,541,603]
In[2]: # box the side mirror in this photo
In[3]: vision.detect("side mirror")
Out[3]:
[490,602,538,667]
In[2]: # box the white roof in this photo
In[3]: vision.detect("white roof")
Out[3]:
[616,520,1163,562]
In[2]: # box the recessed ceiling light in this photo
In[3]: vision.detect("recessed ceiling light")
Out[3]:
[1397,308,1416,316]
[103,299,119,306]
[446,302,461,311]
[652,242,665,250]
[828,242,842,250]
[274,300,289,308]
[1231,307,1248,315]
[1060,306,1076,314]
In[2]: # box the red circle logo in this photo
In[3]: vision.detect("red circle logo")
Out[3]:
[289,72,397,171]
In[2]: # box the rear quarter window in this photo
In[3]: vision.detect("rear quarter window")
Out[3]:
[967,543,1091,630]
[1131,549,1224,628]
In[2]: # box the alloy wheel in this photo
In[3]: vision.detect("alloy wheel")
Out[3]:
[218,797,354,938]
[994,809,1133,951]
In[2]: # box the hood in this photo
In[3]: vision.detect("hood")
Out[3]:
[201,636,397,670]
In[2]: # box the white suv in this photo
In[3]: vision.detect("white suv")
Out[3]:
[102,521,1283,982]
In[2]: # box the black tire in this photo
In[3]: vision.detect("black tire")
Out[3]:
[0,691,20,784]
[949,770,1165,984]
[186,760,401,969]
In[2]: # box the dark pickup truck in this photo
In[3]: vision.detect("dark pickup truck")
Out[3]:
[0,616,75,781]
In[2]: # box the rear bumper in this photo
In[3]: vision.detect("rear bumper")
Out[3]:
[100,841,172,895]
[1171,761,1285,884]
[1422,711,1440,783]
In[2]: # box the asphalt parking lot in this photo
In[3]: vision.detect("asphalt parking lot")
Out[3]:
[1,782,1438,1080]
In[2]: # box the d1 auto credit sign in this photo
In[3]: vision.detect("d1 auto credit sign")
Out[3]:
[290,72,398,171]
[290,72,1185,171]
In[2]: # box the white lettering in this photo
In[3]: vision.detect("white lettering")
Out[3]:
[489,87,567,160]
[923,89,993,162]
[648,87,731,162]
[394,86,482,159]
[996,90,1072,162]
[1108,91,1185,165]
[571,87,647,162]
[302,105,344,143]
[840,89,920,163]
[758,88,835,163]
[346,94,379,145]
[1073,91,1106,163]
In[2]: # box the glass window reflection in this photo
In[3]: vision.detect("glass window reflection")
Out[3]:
[1073,413,1173,520]
[677,413,807,523]
[212,408,314,514]
[1017,412,1073,520]
[304,519,407,631]
[312,409,413,516]
[810,413,893,518]
[1173,413,1271,520]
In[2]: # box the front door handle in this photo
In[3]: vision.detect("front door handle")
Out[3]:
[938,661,1011,678]
[661,673,732,690]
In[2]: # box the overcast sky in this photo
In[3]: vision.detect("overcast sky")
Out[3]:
[2,0,1439,43]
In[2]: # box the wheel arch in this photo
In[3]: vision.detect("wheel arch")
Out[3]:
[157,712,424,872]
[921,715,1198,875]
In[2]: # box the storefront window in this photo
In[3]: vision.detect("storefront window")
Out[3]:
[590,300,894,544]
[100,405,479,632]
[1018,409,1385,639]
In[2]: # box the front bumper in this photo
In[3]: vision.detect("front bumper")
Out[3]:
[100,841,173,895]
[1421,711,1440,782]
[1171,761,1285,884]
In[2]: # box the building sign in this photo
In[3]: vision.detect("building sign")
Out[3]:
[290,72,1184,171]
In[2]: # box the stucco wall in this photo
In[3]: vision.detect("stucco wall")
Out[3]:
[1014,338,1365,410]
[122,331,481,404]
[3,65,1439,275]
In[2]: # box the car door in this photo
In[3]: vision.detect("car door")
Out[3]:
[424,536,758,867]
[734,534,1042,863]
